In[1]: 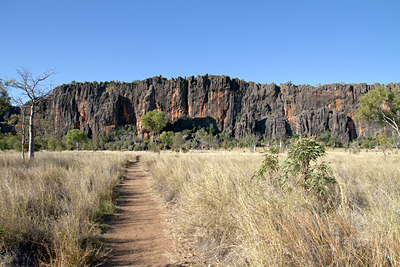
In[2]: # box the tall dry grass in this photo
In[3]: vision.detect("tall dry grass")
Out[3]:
[141,150,400,266]
[0,151,129,266]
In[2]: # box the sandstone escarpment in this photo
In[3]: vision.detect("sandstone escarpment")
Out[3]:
[37,75,399,143]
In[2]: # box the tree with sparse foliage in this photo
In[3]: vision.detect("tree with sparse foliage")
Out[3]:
[376,132,392,160]
[8,67,55,159]
[355,86,400,137]
[65,129,88,150]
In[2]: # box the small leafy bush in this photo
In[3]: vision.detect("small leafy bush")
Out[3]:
[253,153,279,179]
[317,130,342,147]
[268,146,280,154]
[254,138,336,196]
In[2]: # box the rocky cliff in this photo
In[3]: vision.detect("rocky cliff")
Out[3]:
[37,75,399,143]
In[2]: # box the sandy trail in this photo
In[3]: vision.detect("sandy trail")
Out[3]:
[102,160,175,266]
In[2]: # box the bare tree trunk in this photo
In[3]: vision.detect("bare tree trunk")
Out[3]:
[21,107,25,161]
[28,103,35,159]
[253,134,260,153]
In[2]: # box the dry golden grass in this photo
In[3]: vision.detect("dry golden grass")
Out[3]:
[0,151,129,266]
[141,150,400,266]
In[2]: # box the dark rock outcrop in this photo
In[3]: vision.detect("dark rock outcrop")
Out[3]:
[36,75,399,143]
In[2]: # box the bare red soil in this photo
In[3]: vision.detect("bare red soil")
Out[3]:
[102,161,176,267]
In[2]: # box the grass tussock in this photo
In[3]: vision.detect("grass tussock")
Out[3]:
[0,151,129,266]
[141,150,400,266]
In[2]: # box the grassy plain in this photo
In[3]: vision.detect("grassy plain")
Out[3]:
[1,149,399,266]
[141,149,400,266]
[0,151,129,266]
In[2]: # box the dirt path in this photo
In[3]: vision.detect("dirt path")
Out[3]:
[102,160,175,266]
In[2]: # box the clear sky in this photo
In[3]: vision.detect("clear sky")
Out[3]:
[1,0,399,98]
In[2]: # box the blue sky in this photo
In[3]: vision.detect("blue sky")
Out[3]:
[1,0,399,98]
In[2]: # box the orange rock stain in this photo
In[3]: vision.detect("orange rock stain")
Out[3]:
[79,102,89,124]
[334,99,341,111]
[358,120,363,135]
[170,88,182,121]
[286,105,296,125]
[136,116,142,133]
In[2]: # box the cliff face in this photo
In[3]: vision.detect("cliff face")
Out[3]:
[37,75,399,143]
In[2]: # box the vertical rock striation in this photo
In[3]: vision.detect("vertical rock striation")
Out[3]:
[37,75,399,142]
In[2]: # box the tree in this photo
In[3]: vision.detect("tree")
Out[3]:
[8,67,55,159]
[377,132,392,160]
[65,129,88,150]
[0,79,10,112]
[10,97,28,160]
[355,86,400,137]
[141,109,167,151]
[141,110,167,135]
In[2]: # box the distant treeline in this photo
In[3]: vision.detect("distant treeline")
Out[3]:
[0,124,398,152]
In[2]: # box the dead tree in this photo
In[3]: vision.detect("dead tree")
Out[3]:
[253,133,261,152]
[12,97,28,160]
[9,67,55,159]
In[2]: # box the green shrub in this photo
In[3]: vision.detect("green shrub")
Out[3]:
[317,130,342,148]
[255,138,336,196]
[359,134,377,149]
[0,133,19,150]
[269,146,280,154]
[252,153,279,179]
[65,129,88,150]
[160,131,173,149]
